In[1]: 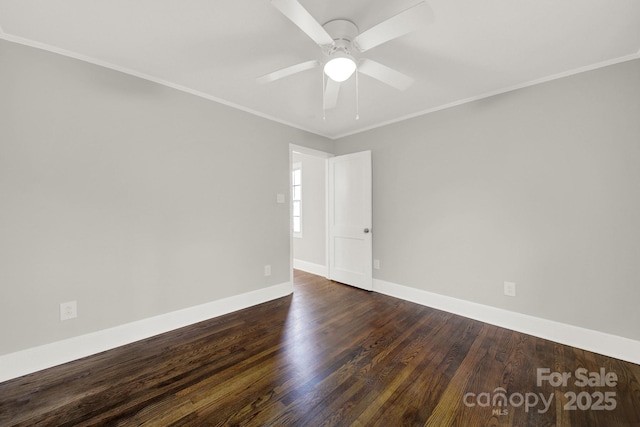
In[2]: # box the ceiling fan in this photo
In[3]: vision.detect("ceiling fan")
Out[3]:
[257,0,431,112]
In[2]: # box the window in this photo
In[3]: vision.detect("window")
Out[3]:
[292,163,302,237]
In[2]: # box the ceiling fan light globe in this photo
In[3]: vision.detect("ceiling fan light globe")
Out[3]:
[324,56,357,82]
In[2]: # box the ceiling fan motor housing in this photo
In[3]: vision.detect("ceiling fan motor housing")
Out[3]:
[323,19,359,58]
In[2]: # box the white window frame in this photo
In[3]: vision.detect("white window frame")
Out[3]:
[292,162,302,238]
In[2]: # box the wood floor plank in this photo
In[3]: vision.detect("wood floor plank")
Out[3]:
[1,270,639,426]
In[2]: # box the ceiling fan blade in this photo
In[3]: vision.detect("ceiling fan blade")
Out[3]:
[271,0,335,47]
[257,60,320,84]
[358,59,414,91]
[323,78,341,110]
[353,2,430,52]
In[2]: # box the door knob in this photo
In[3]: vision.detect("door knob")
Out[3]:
[364,228,370,233]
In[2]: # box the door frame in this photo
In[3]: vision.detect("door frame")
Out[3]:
[289,144,333,285]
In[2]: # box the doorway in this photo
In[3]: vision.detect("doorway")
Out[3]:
[289,145,373,291]
[289,145,332,281]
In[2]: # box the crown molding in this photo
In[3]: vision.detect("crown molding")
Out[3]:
[0,32,333,140]
[333,52,640,140]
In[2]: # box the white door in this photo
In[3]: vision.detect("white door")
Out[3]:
[328,151,372,291]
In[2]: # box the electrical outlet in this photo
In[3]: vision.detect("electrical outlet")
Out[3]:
[504,281,516,297]
[264,265,271,277]
[373,259,380,270]
[60,301,77,320]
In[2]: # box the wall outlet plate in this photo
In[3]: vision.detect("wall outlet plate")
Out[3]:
[373,259,380,270]
[60,301,77,320]
[504,281,516,297]
[264,265,271,277]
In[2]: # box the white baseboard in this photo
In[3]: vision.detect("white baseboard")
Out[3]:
[293,259,328,277]
[0,281,292,383]
[373,279,640,366]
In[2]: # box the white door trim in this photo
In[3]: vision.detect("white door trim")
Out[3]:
[289,144,333,282]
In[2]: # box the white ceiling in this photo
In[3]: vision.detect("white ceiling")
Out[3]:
[1,0,639,139]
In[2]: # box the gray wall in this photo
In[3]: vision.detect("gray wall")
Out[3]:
[292,152,326,267]
[0,39,331,355]
[334,59,640,341]
[2,36,638,357]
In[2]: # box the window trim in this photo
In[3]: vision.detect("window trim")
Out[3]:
[292,162,302,238]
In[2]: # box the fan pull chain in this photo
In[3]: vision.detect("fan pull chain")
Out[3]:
[322,71,326,121]
[355,69,360,120]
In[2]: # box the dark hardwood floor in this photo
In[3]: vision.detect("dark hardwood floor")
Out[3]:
[1,270,639,426]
